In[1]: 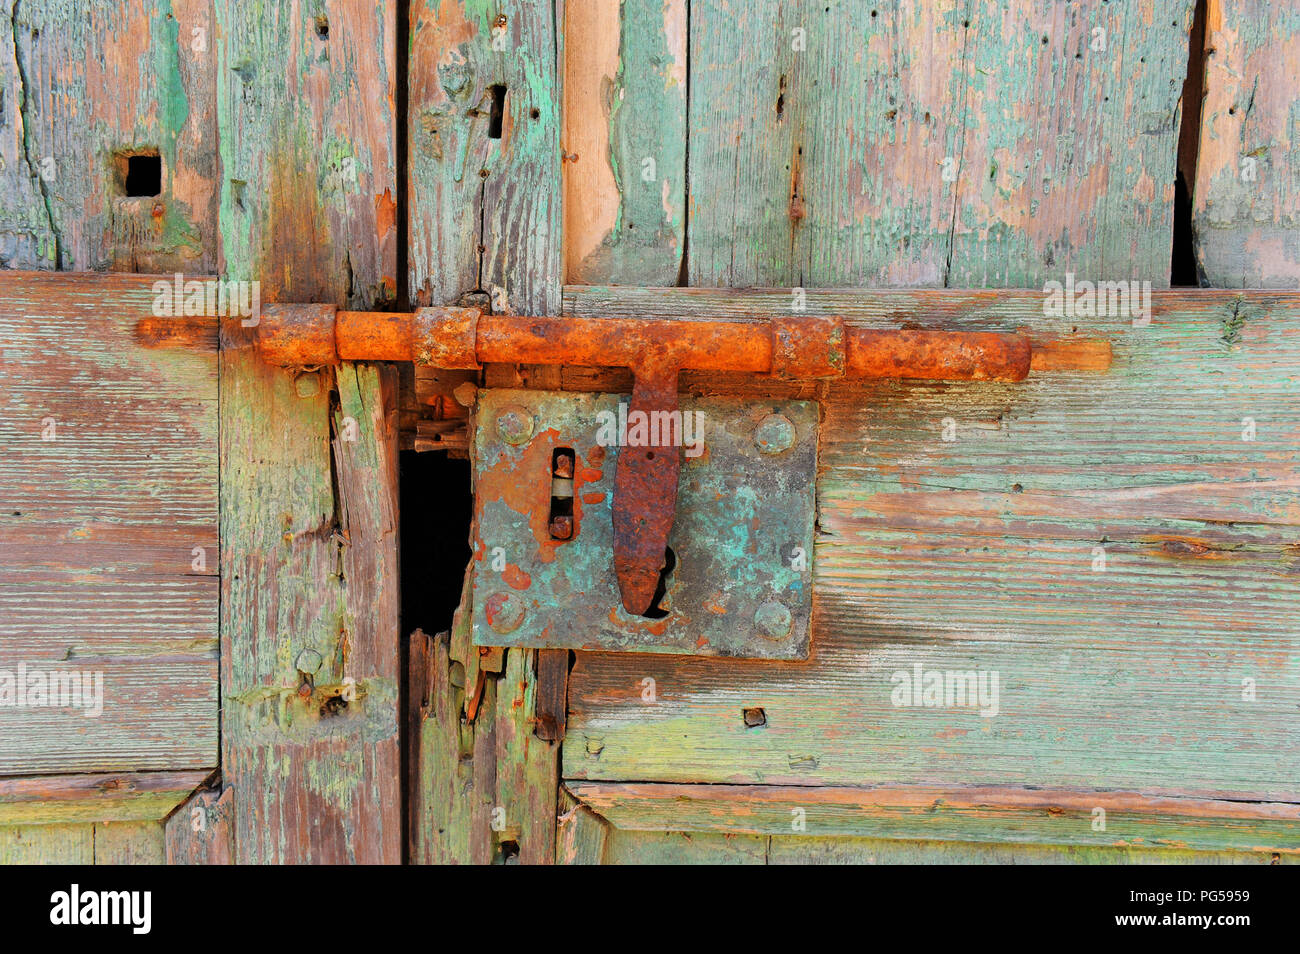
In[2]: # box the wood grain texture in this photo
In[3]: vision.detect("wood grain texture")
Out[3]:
[1193,1,1300,288]
[164,783,231,863]
[409,0,561,313]
[564,0,686,285]
[686,0,1193,288]
[93,820,165,863]
[0,271,217,773]
[569,782,1299,854]
[0,0,217,271]
[555,784,607,864]
[0,770,208,825]
[408,1,565,864]
[216,0,400,864]
[0,823,93,864]
[562,287,1300,822]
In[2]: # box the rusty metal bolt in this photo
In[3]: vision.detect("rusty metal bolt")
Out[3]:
[294,371,322,398]
[496,404,534,446]
[754,601,793,640]
[549,515,573,540]
[553,454,574,478]
[485,592,525,634]
[754,414,796,455]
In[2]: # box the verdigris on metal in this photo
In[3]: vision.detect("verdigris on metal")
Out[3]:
[471,389,817,659]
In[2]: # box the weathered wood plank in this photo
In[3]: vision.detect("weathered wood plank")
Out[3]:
[0,0,217,271]
[686,0,1192,287]
[0,272,217,773]
[555,784,607,864]
[215,0,400,864]
[604,829,769,864]
[568,782,1300,854]
[409,0,561,313]
[562,287,1299,813]
[1193,1,1300,287]
[564,0,686,285]
[767,837,1295,865]
[164,784,231,864]
[93,820,165,864]
[0,771,207,825]
[0,823,93,864]
[408,0,565,865]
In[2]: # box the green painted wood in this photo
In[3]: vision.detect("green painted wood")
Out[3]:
[0,273,217,773]
[563,287,1299,818]
[215,0,400,864]
[556,785,608,864]
[686,0,1193,288]
[766,837,1297,865]
[0,770,206,826]
[1194,2,1300,288]
[0,0,217,271]
[164,785,231,864]
[409,0,561,313]
[93,820,165,864]
[564,0,687,285]
[604,829,768,865]
[0,824,93,864]
[568,782,1299,855]
[408,1,564,864]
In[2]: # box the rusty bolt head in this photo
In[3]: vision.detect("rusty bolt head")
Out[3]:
[549,515,573,540]
[496,404,534,445]
[553,454,574,478]
[294,371,322,398]
[754,601,793,640]
[485,592,525,634]
[754,414,796,454]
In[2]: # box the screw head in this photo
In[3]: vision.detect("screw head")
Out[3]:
[754,601,793,640]
[496,404,534,445]
[485,592,525,634]
[549,515,573,540]
[754,414,795,454]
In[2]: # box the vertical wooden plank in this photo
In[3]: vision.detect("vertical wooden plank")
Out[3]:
[1194,1,1300,287]
[409,0,561,313]
[555,785,608,864]
[0,823,93,864]
[164,785,232,864]
[408,1,564,864]
[0,0,217,271]
[216,0,400,864]
[686,0,1193,288]
[93,821,165,864]
[564,0,687,284]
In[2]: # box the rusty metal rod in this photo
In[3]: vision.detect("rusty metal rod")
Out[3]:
[260,305,1034,381]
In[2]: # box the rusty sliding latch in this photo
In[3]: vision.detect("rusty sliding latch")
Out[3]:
[257,305,1042,616]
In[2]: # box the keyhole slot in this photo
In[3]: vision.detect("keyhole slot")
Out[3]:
[548,448,575,540]
[640,547,676,620]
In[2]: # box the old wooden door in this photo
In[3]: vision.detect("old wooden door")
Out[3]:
[1,0,1296,865]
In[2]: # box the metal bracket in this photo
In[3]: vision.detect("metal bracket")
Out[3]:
[470,389,817,659]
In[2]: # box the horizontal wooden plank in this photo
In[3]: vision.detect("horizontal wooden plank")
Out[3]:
[0,271,219,773]
[563,287,1300,806]
[569,782,1300,854]
[0,770,208,825]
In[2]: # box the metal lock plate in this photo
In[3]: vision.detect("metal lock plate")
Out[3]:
[470,388,816,659]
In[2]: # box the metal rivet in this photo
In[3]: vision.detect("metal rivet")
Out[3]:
[585,737,604,757]
[496,404,534,445]
[754,601,792,640]
[294,371,322,398]
[485,592,525,634]
[754,413,795,454]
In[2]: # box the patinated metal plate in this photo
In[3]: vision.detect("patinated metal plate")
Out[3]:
[471,388,817,659]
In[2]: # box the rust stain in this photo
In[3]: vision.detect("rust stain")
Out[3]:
[502,564,532,590]
[375,188,397,241]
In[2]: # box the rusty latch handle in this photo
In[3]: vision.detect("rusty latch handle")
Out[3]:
[254,306,1096,615]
